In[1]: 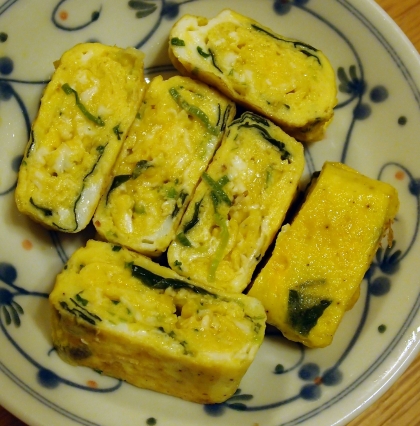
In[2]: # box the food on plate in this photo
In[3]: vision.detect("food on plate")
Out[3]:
[49,239,266,404]
[93,75,235,256]
[13,10,398,406]
[15,43,146,232]
[248,162,399,348]
[167,111,304,293]
[168,9,337,142]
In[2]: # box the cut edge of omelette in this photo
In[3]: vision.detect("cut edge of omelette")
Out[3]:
[248,161,399,348]
[49,239,266,404]
[167,111,305,293]
[15,43,146,232]
[168,9,337,143]
[93,75,236,256]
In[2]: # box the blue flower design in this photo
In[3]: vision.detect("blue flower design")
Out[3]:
[0,55,14,107]
[409,178,420,197]
[128,0,158,18]
[376,241,401,275]
[338,65,366,98]
[0,287,23,326]
[298,363,342,401]
[364,239,401,297]
[37,367,61,389]
[273,0,310,15]
[0,263,24,327]
[203,388,253,416]
[0,56,13,75]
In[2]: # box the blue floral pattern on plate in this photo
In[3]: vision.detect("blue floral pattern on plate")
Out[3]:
[0,0,419,425]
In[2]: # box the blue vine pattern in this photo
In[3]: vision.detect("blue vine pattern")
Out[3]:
[0,0,419,424]
[52,0,102,31]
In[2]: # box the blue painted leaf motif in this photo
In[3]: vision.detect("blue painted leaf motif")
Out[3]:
[273,0,293,15]
[0,81,13,101]
[228,393,253,402]
[369,275,391,296]
[1,305,10,325]
[162,2,180,19]
[224,388,253,411]
[37,368,61,389]
[0,56,13,75]
[337,65,365,96]
[274,364,285,374]
[128,0,157,18]
[376,240,401,274]
[227,402,248,411]
[273,0,311,14]
[409,178,420,196]
[0,262,17,284]
[300,383,321,400]
[0,288,24,327]
[296,363,342,401]
[299,362,320,381]
[322,367,343,386]
[203,403,226,416]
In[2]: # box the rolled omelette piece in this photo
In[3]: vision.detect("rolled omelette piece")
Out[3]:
[93,75,235,256]
[15,43,146,232]
[248,162,399,348]
[49,239,266,404]
[167,111,305,293]
[168,9,337,142]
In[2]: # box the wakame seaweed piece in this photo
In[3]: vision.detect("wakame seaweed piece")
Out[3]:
[231,111,270,127]
[59,300,102,326]
[208,49,223,73]
[237,122,291,162]
[29,197,53,216]
[196,46,222,73]
[75,292,89,307]
[61,83,105,126]
[106,160,152,203]
[183,198,203,234]
[250,24,321,65]
[220,104,233,132]
[169,87,220,136]
[132,159,152,179]
[131,264,215,296]
[287,289,331,336]
[106,174,131,202]
[172,190,188,218]
[83,144,107,181]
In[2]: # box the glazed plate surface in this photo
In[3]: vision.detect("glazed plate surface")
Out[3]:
[0,1,419,425]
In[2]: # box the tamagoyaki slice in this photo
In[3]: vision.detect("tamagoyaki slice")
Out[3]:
[167,111,304,293]
[93,75,235,256]
[49,239,266,404]
[15,43,146,232]
[168,9,337,142]
[248,162,399,348]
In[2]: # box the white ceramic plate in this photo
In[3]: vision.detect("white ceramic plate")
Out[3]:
[1,0,419,425]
